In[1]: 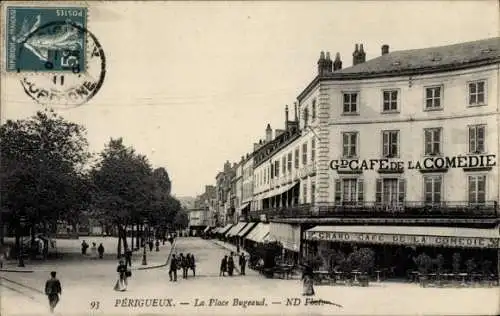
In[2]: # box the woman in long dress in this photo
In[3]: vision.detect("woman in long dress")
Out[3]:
[91,242,97,259]
[302,264,315,296]
[114,258,128,291]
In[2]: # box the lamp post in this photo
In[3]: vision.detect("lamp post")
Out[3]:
[142,219,148,266]
[18,216,26,267]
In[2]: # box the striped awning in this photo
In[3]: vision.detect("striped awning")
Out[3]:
[237,222,257,237]
[219,223,234,235]
[226,222,247,237]
[246,223,270,243]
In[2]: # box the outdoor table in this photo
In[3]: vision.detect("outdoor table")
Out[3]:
[459,273,468,286]
[352,270,362,283]
[375,270,382,282]
[410,271,419,283]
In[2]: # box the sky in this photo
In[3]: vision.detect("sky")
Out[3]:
[1,1,498,197]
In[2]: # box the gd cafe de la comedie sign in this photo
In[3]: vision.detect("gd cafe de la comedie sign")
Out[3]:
[305,231,500,249]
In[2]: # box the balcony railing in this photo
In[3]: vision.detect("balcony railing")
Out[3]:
[249,201,499,220]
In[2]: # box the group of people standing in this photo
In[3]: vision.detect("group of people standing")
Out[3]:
[220,252,246,276]
[169,253,196,281]
[81,240,105,259]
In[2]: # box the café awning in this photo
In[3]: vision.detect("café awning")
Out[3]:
[219,224,234,235]
[274,181,299,196]
[226,222,247,237]
[238,203,250,213]
[237,222,257,237]
[305,225,500,249]
[203,226,212,233]
[246,223,270,243]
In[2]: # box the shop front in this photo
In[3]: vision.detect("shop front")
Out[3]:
[304,225,500,282]
[269,222,301,264]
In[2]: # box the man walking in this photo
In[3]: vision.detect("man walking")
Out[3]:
[169,254,178,282]
[239,253,246,275]
[97,243,104,259]
[45,271,62,313]
[220,255,227,276]
[227,254,235,276]
[124,248,132,267]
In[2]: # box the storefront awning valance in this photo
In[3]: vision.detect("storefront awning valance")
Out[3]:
[203,226,212,233]
[246,223,270,243]
[237,222,257,237]
[218,224,234,235]
[226,222,247,237]
[275,181,299,197]
[270,222,301,252]
[238,203,250,213]
[305,225,500,249]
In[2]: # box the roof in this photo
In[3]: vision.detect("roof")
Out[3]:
[298,37,500,101]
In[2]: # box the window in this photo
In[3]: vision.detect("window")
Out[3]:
[424,175,442,204]
[302,143,308,165]
[382,90,399,112]
[343,92,358,114]
[311,139,316,162]
[469,125,486,153]
[294,148,299,169]
[342,132,358,158]
[287,153,292,172]
[312,99,316,120]
[424,128,442,155]
[468,81,486,106]
[303,183,308,204]
[303,108,309,127]
[334,178,364,205]
[425,86,442,110]
[468,175,486,204]
[282,156,286,175]
[382,130,399,157]
[375,178,406,206]
[311,183,316,205]
[275,160,279,178]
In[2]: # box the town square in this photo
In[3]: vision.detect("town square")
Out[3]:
[1,1,499,315]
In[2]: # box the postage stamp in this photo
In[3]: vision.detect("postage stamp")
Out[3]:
[6,6,87,72]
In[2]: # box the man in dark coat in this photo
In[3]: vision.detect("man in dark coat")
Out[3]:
[169,254,177,281]
[227,255,235,276]
[180,253,188,278]
[220,255,227,276]
[81,240,88,255]
[97,243,104,259]
[148,240,154,252]
[45,271,62,313]
[239,253,246,275]
[124,248,132,267]
[190,254,196,276]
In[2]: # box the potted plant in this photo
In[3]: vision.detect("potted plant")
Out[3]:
[434,254,444,286]
[356,248,375,287]
[452,252,461,274]
[414,253,432,287]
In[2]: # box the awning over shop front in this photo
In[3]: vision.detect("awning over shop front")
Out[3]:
[270,222,301,252]
[305,225,500,249]
[237,222,257,237]
[203,226,212,233]
[238,203,250,213]
[274,181,299,197]
[246,223,270,243]
[218,224,234,235]
[226,222,247,237]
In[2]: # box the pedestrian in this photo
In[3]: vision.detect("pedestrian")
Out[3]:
[114,258,129,292]
[169,254,178,281]
[91,242,97,259]
[179,253,187,279]
[155,239,160,252]
[236,243,240,254]
[0,251,5,269]
[45,271,62,313]
[301,264,315,296]
[148,240,154,252]
[97,243,104,259]
[239,253,246,275]
[190,253,196,277]
[168,234,174,246]
[81,240,88,255]
[184,254,191,278]
[227,254,235,276]
[125,248,132,267]
[220,255,227,276]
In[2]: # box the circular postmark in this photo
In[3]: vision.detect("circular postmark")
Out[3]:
[17,20,106,108]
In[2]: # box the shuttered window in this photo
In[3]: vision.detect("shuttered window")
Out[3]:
[334,178,364,205]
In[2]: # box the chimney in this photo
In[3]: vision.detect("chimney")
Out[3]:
[317,51,327,75]
[325,52,333,73]
[352,44,359,65]
[381,44,389,55]
[265,124,272,142]
[285,104,289,130]
[359,44,366,63]
[333,52,342,71]
[294,101,299,122]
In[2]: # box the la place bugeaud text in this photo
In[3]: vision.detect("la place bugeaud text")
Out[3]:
[329,154,497,171]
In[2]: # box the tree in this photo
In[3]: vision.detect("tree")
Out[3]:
[90,138,153,257]
[0,109,90,251]
[173,208,189,230]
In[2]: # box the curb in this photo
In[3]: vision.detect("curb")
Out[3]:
[0,268,34,273]
[136,240,177,271]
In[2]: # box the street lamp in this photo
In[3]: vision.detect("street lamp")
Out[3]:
[142,219,148,265]
[18,216,26,267]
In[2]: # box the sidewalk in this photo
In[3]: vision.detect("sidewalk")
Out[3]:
[0,237,176,273]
